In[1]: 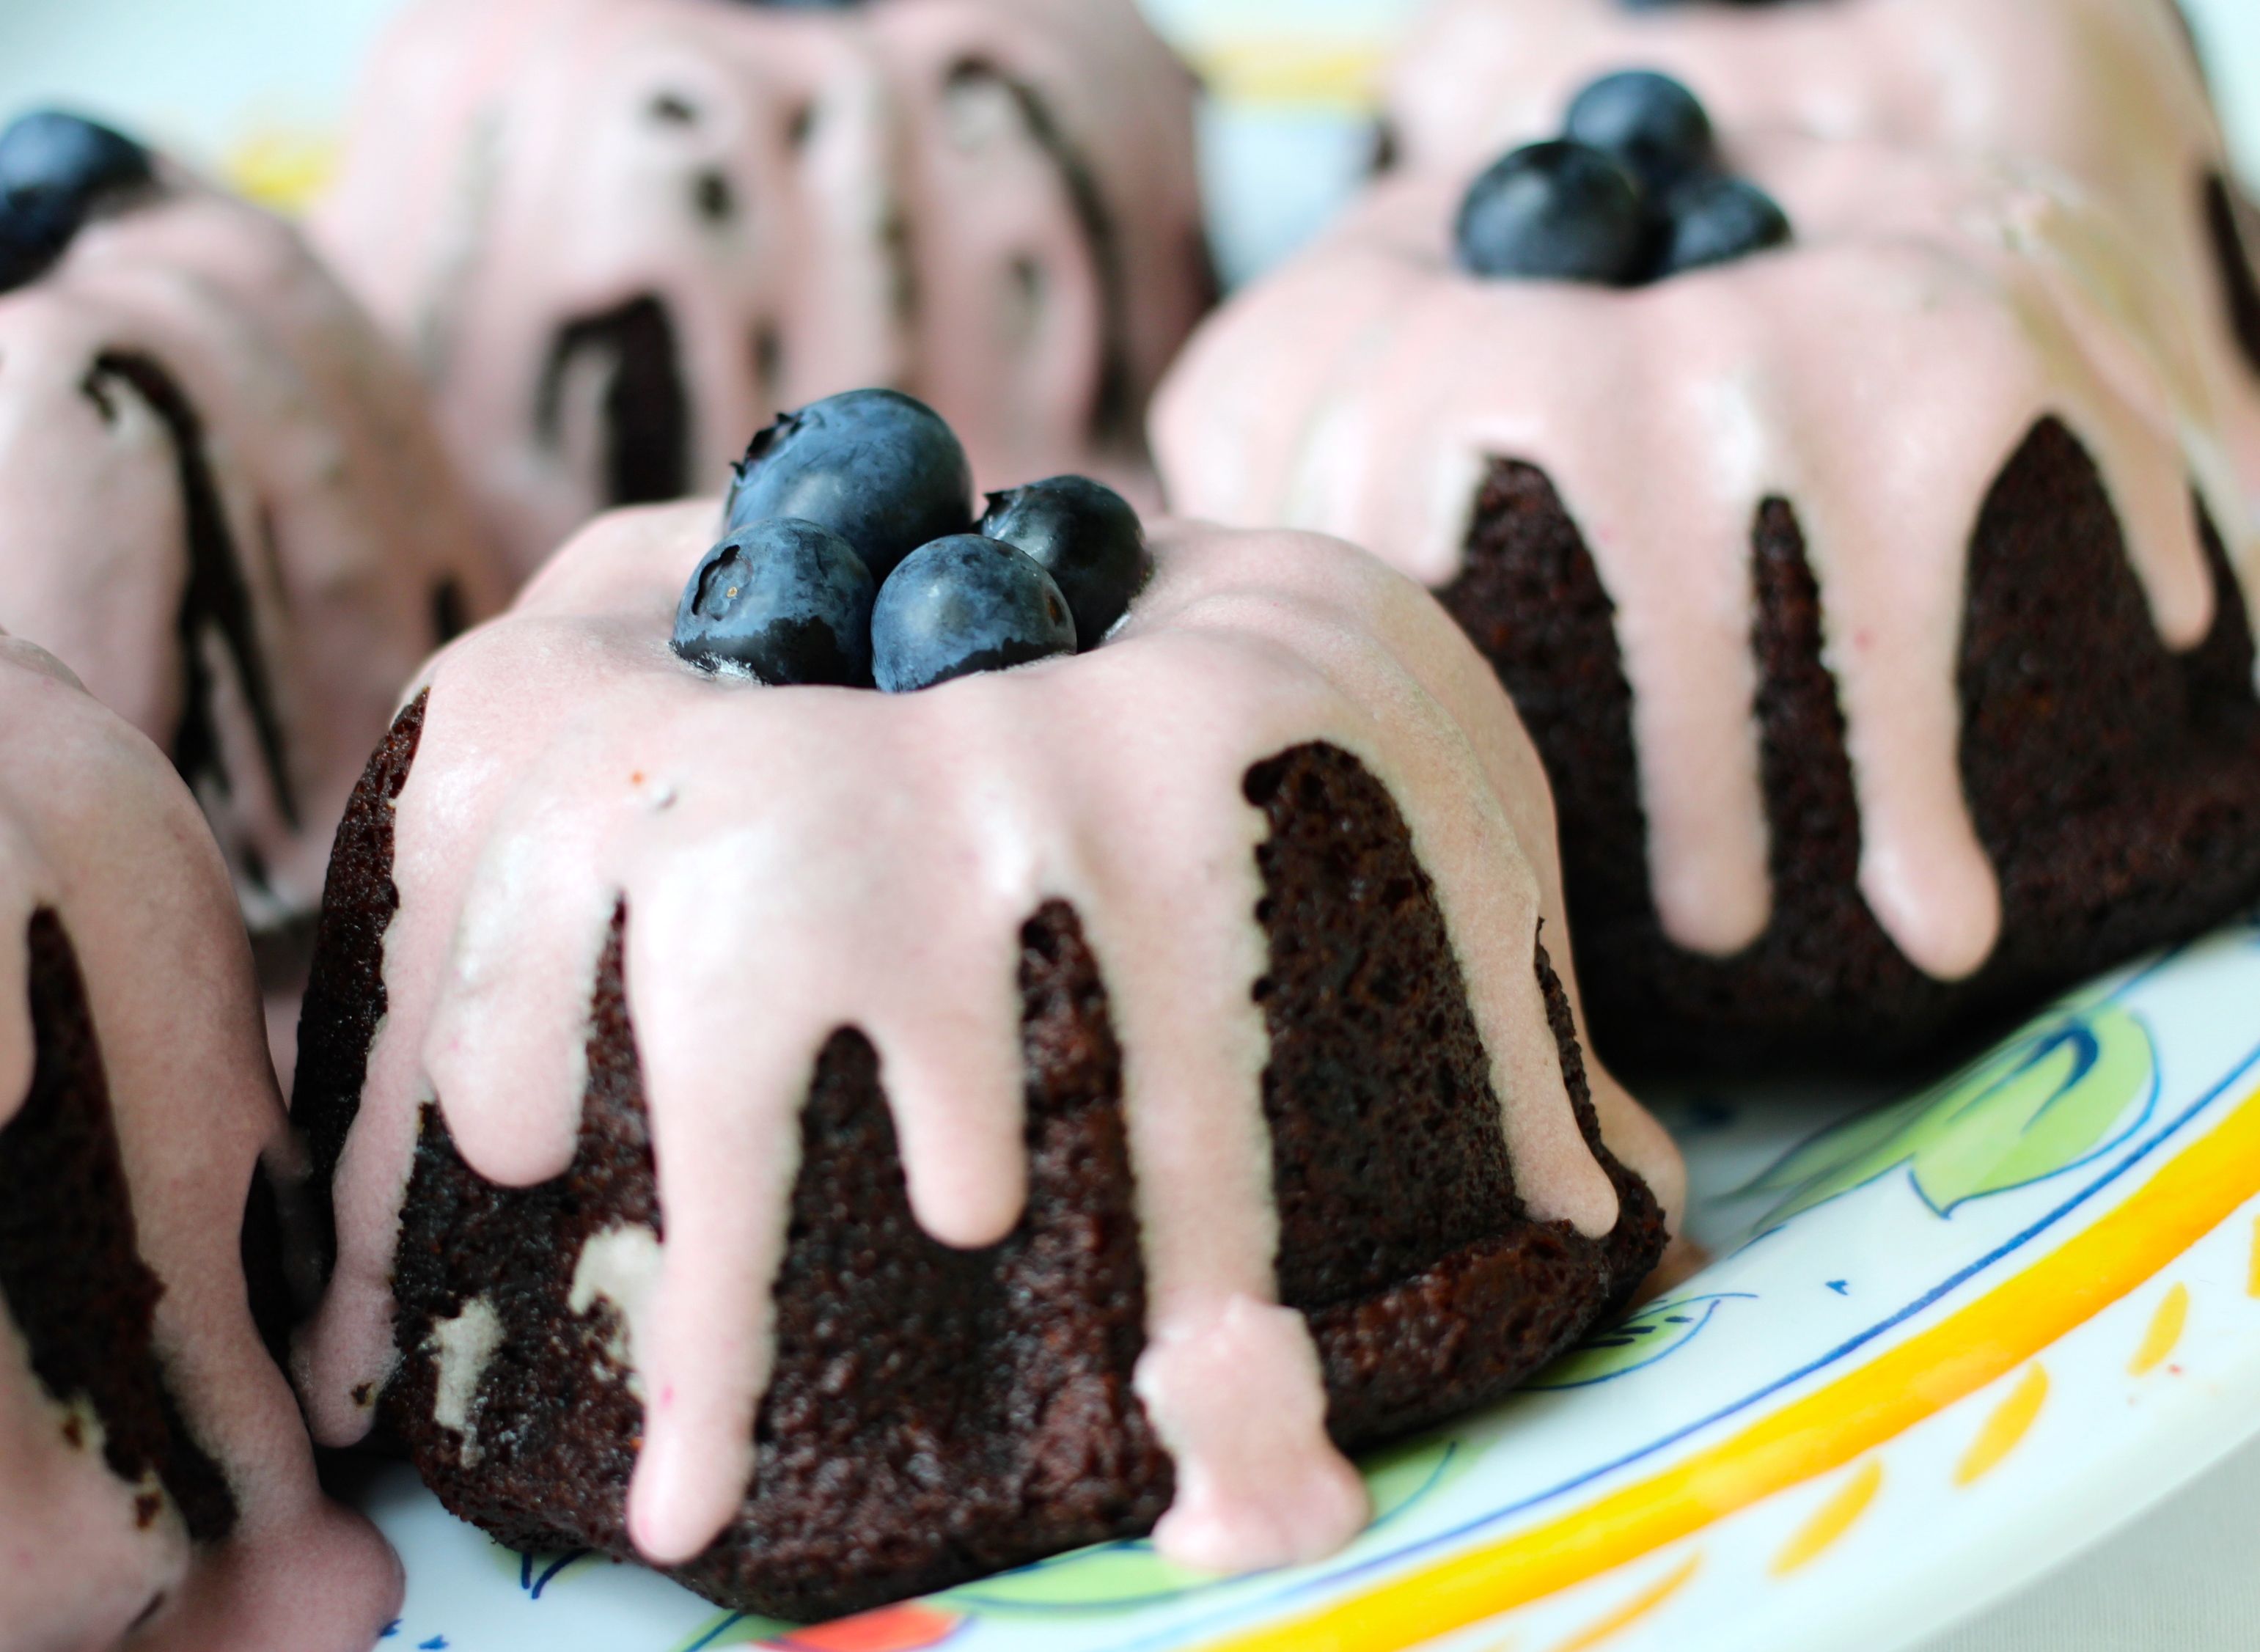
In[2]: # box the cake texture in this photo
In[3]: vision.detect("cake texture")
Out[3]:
[1153,136,2260,1070]
[0,635,400,1651]
[288,501,1680,1619]
[1382,0,2260,502]
[0,122,507,1068]
[314,0,1211,578]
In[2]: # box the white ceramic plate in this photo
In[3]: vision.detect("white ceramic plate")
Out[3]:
[10,6,2260,1649]
[338,914,2260,1652]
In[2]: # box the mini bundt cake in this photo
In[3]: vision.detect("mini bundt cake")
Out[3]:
[0,634,400,1651]
[0,112,507,1068]
[313,0,1211,578]
[1153,130,2260,1071]
[287,397,1680,1619]
[1381,0,2260,501]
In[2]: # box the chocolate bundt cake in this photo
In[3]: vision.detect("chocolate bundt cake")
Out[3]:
[313,0,1211,578]
[288,480,1679,1618]
[0,636,399,1650]
[1153,132,2260,1071]
[1382,0,2260,501]
[0,112,507,1068]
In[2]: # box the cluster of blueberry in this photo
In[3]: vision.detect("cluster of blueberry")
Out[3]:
[674,389,1149,694]
[0,111,153,295]
[1454,71,1790,286]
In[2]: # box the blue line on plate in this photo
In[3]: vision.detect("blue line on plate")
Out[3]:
[532,1552,590,1600]
[683,1615,747,1651]
[1102,961,2260,1651]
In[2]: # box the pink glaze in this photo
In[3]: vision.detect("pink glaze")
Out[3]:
[0,636,401,1651]
[315,0,1208,578]
[296,502,1681,1576]
[1383,0,2260,509]
[1153,137,2260,982]
[0,167,507,1073]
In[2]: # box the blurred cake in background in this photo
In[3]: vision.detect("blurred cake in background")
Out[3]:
[1381,0,2260,502]
[1155,110,2260,1071]
[313,0,1211,579]
[0,634,399,1652]
[0,111,507,1071]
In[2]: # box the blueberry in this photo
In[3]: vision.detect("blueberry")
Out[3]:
[672,518,876,687]
[977,475,1148,648]
[871,535,1076,694]
[723,389,972,582]
[0,111,154,294]
[1565,72,1715,196]
[1658,175,1792,276]
[1455,142,1648,285]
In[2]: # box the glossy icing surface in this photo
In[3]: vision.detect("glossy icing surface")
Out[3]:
[296,503,1681,1577]
[0,169,506,1068]
[1153,137,2260,982]
[0,637,400,1652]
[315,0,1209,578]
[1384,0,2260,504]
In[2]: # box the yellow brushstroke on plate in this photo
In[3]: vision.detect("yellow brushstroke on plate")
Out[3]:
[1199,1085,2260,1652]
[2129,1283,2190,1376]
[1954,1365,2049,1487]
[1771,1460,1883,1575]
[2247,1215,2260,1296]
[1549,1554,1700,1652]
[1186,41,1389,111]
[225,129,337,216]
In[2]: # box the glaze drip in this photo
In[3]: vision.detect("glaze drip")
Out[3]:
[299,505,1678,1576]
[1153,138,2259,981]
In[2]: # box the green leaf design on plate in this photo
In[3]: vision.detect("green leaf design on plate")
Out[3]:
[936,1435,1464,1613]
[1526,1293,1750,1390]
[942,1540,1216,1613]
[672,1609,797,1651]
[1750,1002,2155,1229]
